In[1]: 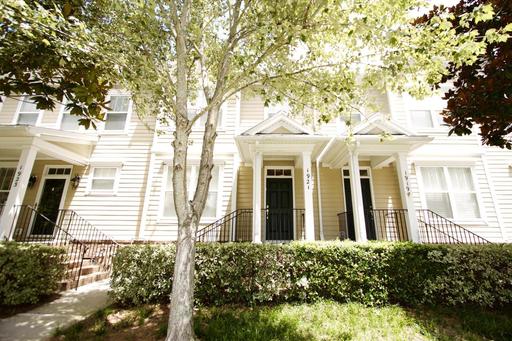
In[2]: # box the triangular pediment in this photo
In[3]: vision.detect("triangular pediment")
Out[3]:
[242,114,312,135]
[352,114,413,136]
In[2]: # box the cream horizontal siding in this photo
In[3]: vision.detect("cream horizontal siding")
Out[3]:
[0,97,19,124]
[318,167,344,240]
[239,92,264,133]
[372,165,402,210]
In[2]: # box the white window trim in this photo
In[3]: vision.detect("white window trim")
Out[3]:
[57,101,86,131]
[0,162,17,205]
[86,162,123,196]
[12,96,44,126]
[406,108,446,132]
[158,161,224,223]
[341,166,376,212]
[99,91,133,135]
[416,165,486,225]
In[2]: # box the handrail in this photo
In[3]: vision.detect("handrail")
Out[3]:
[196,209,253,242]
[416,209,490,244]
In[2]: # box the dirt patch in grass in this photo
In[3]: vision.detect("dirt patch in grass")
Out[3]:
[0,293,62,319]
[49,302,512,341]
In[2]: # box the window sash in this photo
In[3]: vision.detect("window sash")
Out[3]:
[17,98,40,125]
[90,167,118,191]
[420,166,480,219]
[163,165,220,218]
[104,95,130,131]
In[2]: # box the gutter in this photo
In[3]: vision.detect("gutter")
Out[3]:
[315,137,337,240]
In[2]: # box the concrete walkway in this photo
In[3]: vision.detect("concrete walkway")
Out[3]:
[0,280,111,341]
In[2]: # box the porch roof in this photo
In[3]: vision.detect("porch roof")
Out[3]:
[235,113,432,165]
[0,125,98,165]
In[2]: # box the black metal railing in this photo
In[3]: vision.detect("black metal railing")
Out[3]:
[262,208,305,243]
[5,205,119,289]
[57,209,120,274]
[371,209,409,241]
[7,205,88,289]
[416,209,490,244]
[196,209,253,242]
[337,209,408,241]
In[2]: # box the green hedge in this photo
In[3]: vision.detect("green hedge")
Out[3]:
[0,242,66,305]
[110,242,512,308]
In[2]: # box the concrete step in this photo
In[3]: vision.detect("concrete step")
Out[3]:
[59,271,110,291]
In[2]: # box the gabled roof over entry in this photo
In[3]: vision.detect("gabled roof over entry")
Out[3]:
[352,114,414,136]
[242,114,313,136]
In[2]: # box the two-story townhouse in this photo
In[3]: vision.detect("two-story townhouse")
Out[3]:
[0,88,511,245]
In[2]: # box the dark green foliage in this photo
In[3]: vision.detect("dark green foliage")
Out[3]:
[110,242,512,308]
[0,242,66,305]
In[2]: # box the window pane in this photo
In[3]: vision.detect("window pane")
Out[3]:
[0,168,15,191]
[426,193,453,218]
[105,113,127,130]
[93,168,117,178]
[0,192,8,205]
[410,110,433,129]
[421,167,447,191]
[17,113,38,125]
[20,100,38,112]
[448,168,475,191]
[452,193,480,219]
[91,179,115,190]
[163,191,176,216]
[203,192,218,217]
[109,96,130,112]
[343,169,349,177]
[61,113,81,130]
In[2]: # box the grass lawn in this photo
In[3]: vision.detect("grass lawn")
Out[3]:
[50,301,512,341]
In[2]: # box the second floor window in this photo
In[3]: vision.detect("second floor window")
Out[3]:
[17,98,40,125]
[408,109,444,130]
[105,96,130,131]
[60,104,81,130]
[90,167,119,192]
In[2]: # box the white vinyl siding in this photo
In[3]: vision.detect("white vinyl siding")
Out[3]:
[105,95,130,130]
[0,167,15,205]
[420,166,480,219]
[163,165,220,218]
[16,98,41,125]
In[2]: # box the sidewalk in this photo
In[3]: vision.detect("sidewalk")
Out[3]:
[0,280,110,341]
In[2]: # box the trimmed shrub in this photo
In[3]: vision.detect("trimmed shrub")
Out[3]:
[110,242,512,308]
[0,242,66,305]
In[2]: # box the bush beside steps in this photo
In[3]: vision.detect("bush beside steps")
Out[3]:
[110,241,512,308]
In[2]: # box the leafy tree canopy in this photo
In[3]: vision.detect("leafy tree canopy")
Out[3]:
[418,0,512,149]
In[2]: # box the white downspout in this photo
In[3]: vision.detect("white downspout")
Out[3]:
[316,137,337,240]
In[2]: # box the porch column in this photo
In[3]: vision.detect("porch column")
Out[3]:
[347,145,367,242]
[0,145,38,240]
[302,151,315,241]
[252,152,262,243]
[394,153,420,242]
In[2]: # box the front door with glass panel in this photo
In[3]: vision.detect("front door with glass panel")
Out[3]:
[265,178,293,241]
[31,167,70,235]
[342,169,377,240]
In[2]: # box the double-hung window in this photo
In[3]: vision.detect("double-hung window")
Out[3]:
[60,103,81,130]
[104,95,130,131]
[0,167,16,205]
[163,165,220,218]
[89,167,120,194]
[420,166,481,220]
[409,109,443,130]
[16,98,41,125]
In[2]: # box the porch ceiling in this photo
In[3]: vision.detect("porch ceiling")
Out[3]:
[0,125,97,165]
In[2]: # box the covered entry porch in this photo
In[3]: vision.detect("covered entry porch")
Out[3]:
[0,125,96,240]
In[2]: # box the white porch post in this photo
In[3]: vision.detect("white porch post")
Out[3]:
[347,145,367,242]
[394,153,420,242]
[302,151,315,241]
[252,152,262,243]
[0,145,38,240]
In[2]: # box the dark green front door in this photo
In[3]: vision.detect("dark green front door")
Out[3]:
[32,178,66,235]
[265,178,293,240]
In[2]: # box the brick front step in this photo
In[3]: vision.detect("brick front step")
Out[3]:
[59,271,110,291]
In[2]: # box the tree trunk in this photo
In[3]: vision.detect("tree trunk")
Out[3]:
[166,215,199,341]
